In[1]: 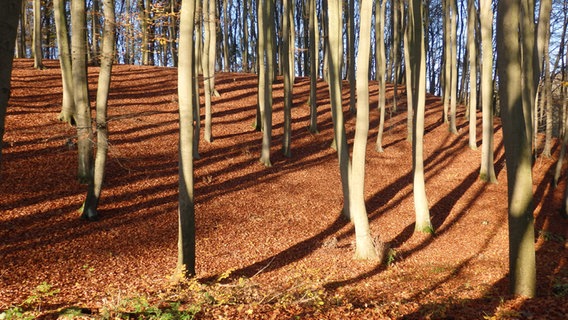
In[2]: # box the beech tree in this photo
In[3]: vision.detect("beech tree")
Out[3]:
[496,0,537,297]
[177,0,198,277]
[257,0,274,167]
[478,0,497,183]
[81,0,115,220]
[466,0,477,150]
[71,0,93,186]
[203,0,217,143]
[281,0,294,158]
[0,0,22,166]
[375,0,387,153]
[54,0,76,126]
[407,0,433,233]
[308,0,319,134]
[32,0,43,69]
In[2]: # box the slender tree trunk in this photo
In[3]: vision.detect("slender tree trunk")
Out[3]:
[71,0,93,185]
[222,0,229,72]
[327,0,351,219]
[375,0,387,153]
[169,0,178,67]
[258,0,273,167]
[308,0,319,134]
[347,0,356,114]
[82,0,115,220]
[391,0,401,112]
[496,0,536,298]
[203,0,216,143]
[403,6,413,143]
[479,0,497,183]
[54,0,76,126]
[32,0,43,69]
[520,0,538,151]
[177,0,197,278]
[467,0,477,149]
[351,0,379,260]
[448,0,458,134]
[0,0,22,166]
[408,0,432,233]
[281,0,293,158]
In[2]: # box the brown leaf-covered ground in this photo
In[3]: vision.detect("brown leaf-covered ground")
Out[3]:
[1,59,567,319]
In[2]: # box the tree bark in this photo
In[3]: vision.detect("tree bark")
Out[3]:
[375,0,387,153]
[82,0,115,221]
[496,0,536,297]
[327,0,351,219]
[71,0,93,185]
[408,0,432,233]
[308,0,319,134]
[177,0,198,278]
[467,0,477,150]
[0,0,22,166]
[258,0,273,167]
[281,0,293,158]
[54,0,76,126]
[479,0,497,183]
[350,0,379,260]
[32,0,43,69]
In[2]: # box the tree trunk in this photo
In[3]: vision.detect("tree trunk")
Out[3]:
[82,0,115,221]
[467,0,477,150]
[258,0,273,167]
[203,0,216,143]
[448,0,458,134]
[347,0,356,114]
[467,0,478,150]
[408,0,432,233]
[32,0,43,69]
[375,0,386,153]
[403,6,413,143]
[281,0,293,158]
[327,0,351,219]
[54,0,76,126]
[0,0,22,166]
[496,0,536,297]
[177,0,198,278]
[479,0,497,183]
[351,0,379,260]
[308,0,319,134]
[71,0,93,185]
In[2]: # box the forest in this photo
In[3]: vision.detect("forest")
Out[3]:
[0,0,567,319]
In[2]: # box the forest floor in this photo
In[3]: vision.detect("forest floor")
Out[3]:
[1,59,568,319]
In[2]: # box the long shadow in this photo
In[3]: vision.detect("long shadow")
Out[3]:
[200,215,349,283]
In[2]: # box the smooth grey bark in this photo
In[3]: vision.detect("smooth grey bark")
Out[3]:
[82,0,115,221]
[448,0,458,134]
[203,0,217,143]
[32,0,43,69]
[496,0,536,297]
[408,0,432,233]
[327,0,351,219]
[177,0,197,278]
[258,0,273,167]
[350,0,379,260]
[281,0,293,158]
[479,0,497,183]
[71,0,93,184]
[403,5,413,143]
[308,0,319,134]
[0,0,22,167]
[375,0,387,153]
[347,0,356,114]
[54,0,76,126]
[467,0,477,150]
